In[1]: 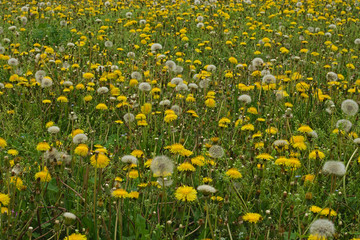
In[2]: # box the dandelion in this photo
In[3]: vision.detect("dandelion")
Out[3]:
[336,119,352,132]
[0,138,7,148]
[208,145,225,158]
[341,99,359,116]
[35,167,52,182]
[123,113,135,123]
[225,168,243,179]
[73,133,88,144]
[74,144,88,157]
[150,155,174,177]
[322,161,346,176]
[309,219,335,238]
[63,233,87,240]
[177,162,196,172]
[47,126,60,134]
[90,152,110,168]
[197,185,216,194]
[243,213,262,223]
[151,43,162,51]
[97,87,109,94]
[121,155,138,164]
[138,82,151,91]
[36,142,50,151]
[238,94,252,104]
[175,186,197,202]
[0,193,10,206]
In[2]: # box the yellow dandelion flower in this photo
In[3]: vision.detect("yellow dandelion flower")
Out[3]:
[36,142,50,151]
[242,213,262,223]
[225,168,242,179]
[90,153,110,168]
[64,233,87,240]
[0,193,10,206]
[112,189,128,198]
[175,186,197,202]
[178,162,196,172]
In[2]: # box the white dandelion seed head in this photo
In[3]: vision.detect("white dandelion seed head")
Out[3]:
[127,52,135,58]
[328,24,337,29]
[104,40,113,48]
[353,138,360,145]
[309,219,335,238]
[41,77,53,88]
[171,105,182,115]
[47,126,60,134]
[206,64,216,72]
[262,74,276,84]
[209,145,225,158]
[307,131,318,138]
[157,177,173,187]
[238,94,252,104]
[123,113,135,123]
[73,133,88,144]
[175,83,188,91]
[0,46,5,54]
[67,42,75,47]
[159,99,171,106]
[326,72,338,81]
[325,32,332,37]
[322,161,346,176]
[63,212,77,220]
[150,155,174,177]
[174,65,184,73]
[97,87,109,94]
[197,184,216,193]
[157,54,166,59]
[125,12,133,18]
[197,22,204,28]
[43,148,59,163]
[354,38,360,45]
[188,83,198,89]
[138,82,152,91]
[58,151,72,165]
[171,77,183,85]
[336,119,352,132]
[8,58,19,66]
[60,20,67,26]
[63,80,73,87]
[131,71,142,80]
[151,43,162,51]
[199,79,211,89]
[197,16,204,22]
[341,99,359,116]
[165,60,177,71]
[21,6,29,12]
[139,19,147,25]
[35,70,46,82]
[252,57,264,68]
[273,140,289,147]
[121,155,138,164]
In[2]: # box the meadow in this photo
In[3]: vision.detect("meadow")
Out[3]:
[0,0,360,239]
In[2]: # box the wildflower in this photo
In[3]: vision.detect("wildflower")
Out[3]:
[298,125,313,133]
[242,213,262,223]
[128,170,139,179]
[309,150,325,160]
[35,167,51,182]
[121,155,138,164]
[131,150,144,158]
[128,191,140,199]
[341,99,359,116]
[96,103,108,110]
[90,152,110,168]
[0,193,10,206]
[138,82,151,92]
[309,219,335,238]
[150,156,174,177]
[322,161,346,176]
[0,138,7,148]
[225,168,242,179]
[63,233,87,240]
[36,142,50,151]
[229,57,238,64]
[256,153,274,160]
[175,186,197,202]
[74,144,88,157]
[178,162,196,172]
[238,94,251,104]
[197,185,216,194]
[48,126,60,134]
[83,73,94,79]
[73,133,88,144]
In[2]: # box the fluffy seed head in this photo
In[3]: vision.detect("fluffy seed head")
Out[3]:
[341,99,358,116]
[309,219,335,238]
[238,94,252,104]
[123,113,135,123]
[209,145,225,158]
[151,43,162,51]
[97,87,109,94]
[336,119,352,132]
[326,72,338,81]
[322,161,346,176]
[197,185,216,194]
[150,156,174,177]
[138,82,152,91]
[73,133,88,144]
[121,155,138,164]
[47,126,60,134]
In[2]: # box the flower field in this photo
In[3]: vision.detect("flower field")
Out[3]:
[1,0,360,239]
